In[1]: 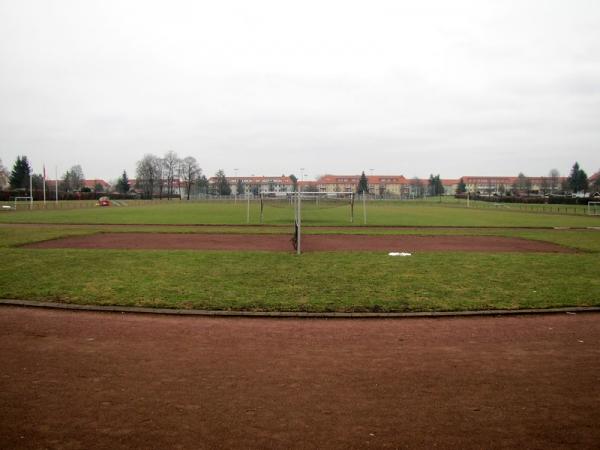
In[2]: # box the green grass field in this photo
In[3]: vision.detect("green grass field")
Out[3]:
[1,199,600,227]
[0,200,599,313]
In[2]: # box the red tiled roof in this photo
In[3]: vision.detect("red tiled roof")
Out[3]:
[209,176,294,185]
[461,176,567,184]
[316,175,407,184]
[441,179,459,186]
[462,176,517,184]
[82,179,110,189]
[45,179,110,189]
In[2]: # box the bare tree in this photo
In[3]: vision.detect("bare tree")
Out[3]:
[0,158,9,189]
[136,154,159,199]
[539,177,549,196]
[513,172,528,196]
[62,165,84,192]
[180,156,201,200]
[549,169,560,194]
[163,151,180,199]
[154,157,165,199]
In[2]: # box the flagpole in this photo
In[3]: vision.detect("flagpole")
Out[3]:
[55,166,59,205]
[43,164,47,206]
[29,171,33,210]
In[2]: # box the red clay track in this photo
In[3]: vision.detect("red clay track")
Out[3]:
[1,307,599,449]
[24,232,575,252]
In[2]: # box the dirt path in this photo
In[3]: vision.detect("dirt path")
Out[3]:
[24,232,575,252]
[1,306,599,449]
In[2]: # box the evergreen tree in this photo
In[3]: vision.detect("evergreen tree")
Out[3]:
[428,174,444,196]
[236,178,244,195]
[456,178,467,194]
[357,171,369,194]
[116,170,130,194]
[568,162,580,192]
[9,156,31,189]
[567,162,589,193]
[197,175,209,195]
[289,174,298,192]
[214,170,231,195]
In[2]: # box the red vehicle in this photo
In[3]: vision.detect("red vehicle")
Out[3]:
[98,196,111,207]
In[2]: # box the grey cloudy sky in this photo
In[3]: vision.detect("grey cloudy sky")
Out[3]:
[1,0,599,181]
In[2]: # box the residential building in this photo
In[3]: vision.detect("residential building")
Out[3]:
[461,176,566,196]
[208,176,295,195]
[441,179,460,196]
[315,175,409,197]
[45,179,111,192]
[83,179,111,192]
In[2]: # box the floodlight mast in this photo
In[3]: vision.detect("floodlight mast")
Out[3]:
[246,191,250,224]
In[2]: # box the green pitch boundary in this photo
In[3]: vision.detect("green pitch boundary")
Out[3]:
[2,299,599,319]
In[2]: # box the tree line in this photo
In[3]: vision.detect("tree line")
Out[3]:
[135,152,208,199]
[1,156,598,199]
[2,156,107,194]
[452,162,596,197]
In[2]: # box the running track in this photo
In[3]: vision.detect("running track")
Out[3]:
[1,306,599,449]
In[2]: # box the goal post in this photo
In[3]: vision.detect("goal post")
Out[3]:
[588,201,600,216]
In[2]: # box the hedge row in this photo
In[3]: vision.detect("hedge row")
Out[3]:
[0,190,145,201]
[454,194,599,205]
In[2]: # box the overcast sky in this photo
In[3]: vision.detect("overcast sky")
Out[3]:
[1,0,599,182]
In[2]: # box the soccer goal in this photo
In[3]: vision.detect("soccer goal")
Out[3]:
[292,191,355,254]
[588,201,600,216]
[14,196,33,210]
[248,191,356,254]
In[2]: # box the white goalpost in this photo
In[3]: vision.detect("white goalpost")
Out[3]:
[588,201,600,216]
[292,192,355,254]
[14,196,33,210]
[248,191,357,254]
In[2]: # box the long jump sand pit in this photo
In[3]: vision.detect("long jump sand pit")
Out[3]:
[24,232,576,253]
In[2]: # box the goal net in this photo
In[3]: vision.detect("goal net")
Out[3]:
[293,192,355,254]
[252,191,356,254]
[588,201,600,216]
[258,192,355,224]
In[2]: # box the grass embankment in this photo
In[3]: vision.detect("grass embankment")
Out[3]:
[0,224,599,312]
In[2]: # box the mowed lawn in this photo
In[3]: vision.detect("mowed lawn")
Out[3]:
[0,202,599,313]
[1,199,600,227]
